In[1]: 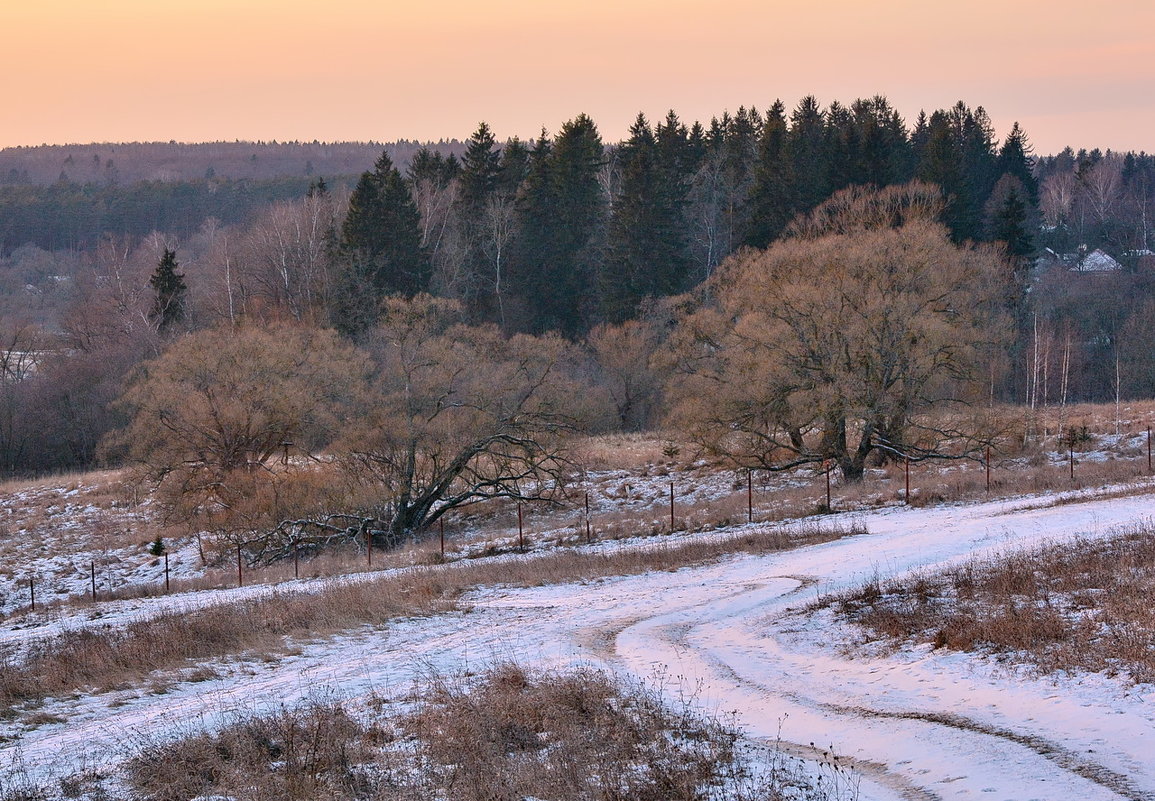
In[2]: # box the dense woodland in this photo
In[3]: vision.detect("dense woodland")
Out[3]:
[1,96,1154,499]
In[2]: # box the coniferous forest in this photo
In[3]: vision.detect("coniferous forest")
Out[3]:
[2,96,1154,480]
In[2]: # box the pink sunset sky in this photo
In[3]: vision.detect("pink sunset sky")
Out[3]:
[3,0,1152,154]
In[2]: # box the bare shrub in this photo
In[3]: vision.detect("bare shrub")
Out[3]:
[118,664,818,801]
[126,699,369,801]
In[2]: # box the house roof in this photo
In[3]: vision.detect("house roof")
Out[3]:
[1073,249,1122,272]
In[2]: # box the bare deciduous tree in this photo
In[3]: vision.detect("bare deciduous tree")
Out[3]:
[105,325,365,536]
[667,184,1010,482]
[234,193,341,324]
[1040,170,1076,230]
[587,319,665,432]
[336,295,588,543]
[1079,154,1123,228]
[0,322,48,472]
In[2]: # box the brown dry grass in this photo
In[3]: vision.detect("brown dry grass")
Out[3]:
[575,431,687,472]
[400,663,745,801]
[0,520,860,713]
[835,524,1155,683]
[114,662,803,801]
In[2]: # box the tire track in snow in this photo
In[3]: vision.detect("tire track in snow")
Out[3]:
[612,567,1142,801]
[817,703,1153,801]
[611,577,942,801]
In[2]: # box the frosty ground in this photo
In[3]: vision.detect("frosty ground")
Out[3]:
[2,469,1154,800]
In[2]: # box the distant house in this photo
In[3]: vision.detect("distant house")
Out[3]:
[1072,248,1122,273]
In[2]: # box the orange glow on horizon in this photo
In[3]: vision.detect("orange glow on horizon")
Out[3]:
[3,0,1153,154]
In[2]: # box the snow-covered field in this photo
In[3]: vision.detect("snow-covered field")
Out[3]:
[3,474,1155,799]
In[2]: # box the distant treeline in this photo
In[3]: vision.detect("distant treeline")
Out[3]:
[0,140,464,186]
[0,176,361,253]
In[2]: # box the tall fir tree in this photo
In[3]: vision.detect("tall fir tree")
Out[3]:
[991,178,1034,287]
[744,100,795,248]
[497,137,530,193]
[850,96,913,187]
[511,116,606,335]
[334,150,429,336]
[685,121,708,171]
[457,122,503,320]
[721,106,761,246]
[149,248,187,333]
[654,110,694,179]
[459,122,501,208]
[962,106,1001,239]
[602,113,692,322]
[788,95,830,212]
[997,122,1038,203]
[916,111,970,240]
[910,110,930,157]
[824,101,857,192]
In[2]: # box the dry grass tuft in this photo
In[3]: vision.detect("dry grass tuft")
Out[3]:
[576,432,690,472]
[125,698,370,801]
[834,524,1155,682]
[401,663,742,801]
[114,663,817,801]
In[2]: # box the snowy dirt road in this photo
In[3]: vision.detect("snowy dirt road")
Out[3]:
[5,489,1155,800]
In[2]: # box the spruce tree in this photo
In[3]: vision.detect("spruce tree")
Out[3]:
[997,122,1038,203]
[602,113,692,322]
[956,104,1000,240]
[685,121,708,171]
[459,122,501,208]
[824,101,857,192]
[992,181,1034,268]
[149,248,187,333]
[723,107,761,240]
[457,123,503,321]
[511,116,605,335]
[335,150,429,335]
[788,96,830,212]
[851,96,913,187]
[655,110,693,178]
[497,137,530,193]
[745,100,795,248]
[916,112,969,240]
